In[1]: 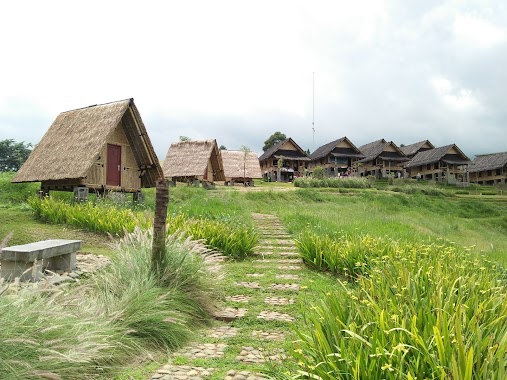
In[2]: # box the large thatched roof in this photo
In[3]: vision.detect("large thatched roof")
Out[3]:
[221,150,262,180]
[310,137,364,160]
[163,139,225,181]
[468,152,507,173]
[399,140,435,157]
[259,138,311,162]
[12,98,163,187]
[405,144,470,168]
[358,139,409,163]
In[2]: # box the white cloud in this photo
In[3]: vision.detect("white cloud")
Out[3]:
[453,14,506,47]
[430,76,482,111]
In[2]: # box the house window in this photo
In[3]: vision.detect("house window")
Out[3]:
[496,169,501,175]
[427,164,431,170]
[273,159,277,166]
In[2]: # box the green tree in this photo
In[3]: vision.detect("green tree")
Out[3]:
[179,136,191,142]
[0,139,32,172]
[312,166,326,179]
[219,145,227,150]
[262,132,286,152]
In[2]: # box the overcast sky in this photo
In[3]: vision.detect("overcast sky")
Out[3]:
[1,0,506,158]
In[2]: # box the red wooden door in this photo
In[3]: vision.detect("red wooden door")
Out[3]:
[106,144,122,186]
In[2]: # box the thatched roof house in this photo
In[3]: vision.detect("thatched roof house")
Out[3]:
[221,150,262,184]
[13,98,163,194]
[400,140,435,158]
[163,139,225,183]
[405,144,470,183]
[356,139,409,178]
[468,151,507,185]
[259,138,311,182]
[310,137,364,176]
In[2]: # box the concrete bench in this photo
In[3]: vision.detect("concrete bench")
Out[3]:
[0,239,81,282]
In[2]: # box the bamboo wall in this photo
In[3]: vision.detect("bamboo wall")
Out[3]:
[85,123,141,192]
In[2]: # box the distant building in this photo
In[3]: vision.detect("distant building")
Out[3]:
[310,137,364,177]
[405,144,470,185]
[356,139,409,178]
[258,138,311,182]
[163,139,225,184]
[468,152,507,185]
[221,150,262,186]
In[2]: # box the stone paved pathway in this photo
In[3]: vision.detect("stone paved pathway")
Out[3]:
[150,213,301,380]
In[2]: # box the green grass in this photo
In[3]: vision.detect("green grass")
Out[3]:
[2,173,507,378]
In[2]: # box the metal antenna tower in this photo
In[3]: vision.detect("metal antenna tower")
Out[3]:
[312,72,315,147]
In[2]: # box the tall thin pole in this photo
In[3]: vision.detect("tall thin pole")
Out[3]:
[312,72,315,147]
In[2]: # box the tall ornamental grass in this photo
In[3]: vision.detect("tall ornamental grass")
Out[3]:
[0,229,221,379]
[295,232,391,279]
[28,197,258,258]
[294,177,371,189]
[293,236,507,380]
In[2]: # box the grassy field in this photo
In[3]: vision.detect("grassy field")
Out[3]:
[1,172,507,379]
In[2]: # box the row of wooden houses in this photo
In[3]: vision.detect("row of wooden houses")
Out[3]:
[12,98,506,196]
[259,136,506,186]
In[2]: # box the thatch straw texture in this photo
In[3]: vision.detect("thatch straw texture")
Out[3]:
[221,150,262,180]
[12,99,163,187]
[163,139,225,181]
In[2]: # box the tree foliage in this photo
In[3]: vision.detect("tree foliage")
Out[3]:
[0,139,32,172]
[179,136,191,142]
[219,145,227,150]
[262,132,286,152]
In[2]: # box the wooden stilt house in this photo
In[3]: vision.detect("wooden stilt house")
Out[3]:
[163,139,225,184]
[468,152,507,185]
[258,138,311,182]
[405,144,471,185]
[12,99,163,197]
[221,150,262,186]
[356,139,409,178]
[310,137,364,176]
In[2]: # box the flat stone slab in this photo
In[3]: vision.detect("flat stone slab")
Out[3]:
[225,369,269,380]
[1,240,81,262]
[245,273,265,278]
[252,259,274,263]
[269,283,300,292]
[236,346,286,363]
[175,343,227,359]
[252,251,275,256]
[279,250,299,254]
[276,274,300,280]
[278,265,302,271]
[257,310,294,322]
[213,307,247,321]
[264,296,295,305]
[234,282,261,289]
[151,365,215,380]
[226,295,252,303]
[252,330,286,341]
[207,326,239,339]
[277,258,302,263]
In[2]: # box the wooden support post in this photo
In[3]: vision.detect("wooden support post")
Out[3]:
[151,178,169,276]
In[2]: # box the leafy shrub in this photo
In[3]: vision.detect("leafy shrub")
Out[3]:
[0,172,39,205]
[294,177,371,189]
[481,191,497,195]
[312,166,326,179]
